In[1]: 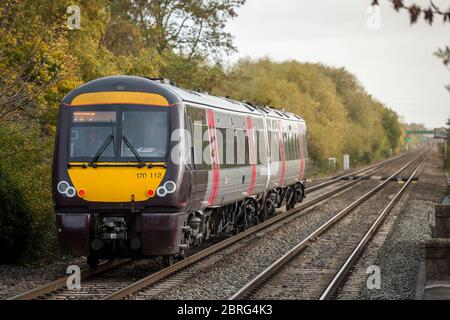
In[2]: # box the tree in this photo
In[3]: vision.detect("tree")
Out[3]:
[371,0,450,24]
[212,58,403,166]
[114,0,246,59]
[0,1,57,121]
[381,108,402,151]
[0,0,82,126]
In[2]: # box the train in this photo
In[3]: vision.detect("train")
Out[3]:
[52,76,308,267]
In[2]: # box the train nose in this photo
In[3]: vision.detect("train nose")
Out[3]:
[67,165,167,202]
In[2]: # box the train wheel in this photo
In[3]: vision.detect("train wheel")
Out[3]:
[87,256,99,269]
[286,202,293,211]
[265,192,277,218]
[264,199,274,219]
[163,256,175,267]
[245,199,258,227]
[286,189,295,211]
[295,184,304,203]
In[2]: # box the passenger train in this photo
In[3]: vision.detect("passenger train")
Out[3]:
[52,76,308,267]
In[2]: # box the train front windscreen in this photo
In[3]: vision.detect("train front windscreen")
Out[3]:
[69,106,169,163]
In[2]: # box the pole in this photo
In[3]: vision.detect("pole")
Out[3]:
[445,139,448,169]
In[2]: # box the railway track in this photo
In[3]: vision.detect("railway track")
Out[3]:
[228,153,426,300]
[305,151,411,193]
[8,152,417,300]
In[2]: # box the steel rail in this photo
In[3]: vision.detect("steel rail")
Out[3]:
[8,259,130,300]
[103,153,418,300]
[306,152,411,193]
[228,154,422,300]
[318,155,426,300]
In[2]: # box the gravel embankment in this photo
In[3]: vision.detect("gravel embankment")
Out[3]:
[0,257,88,299]
[339,147,447,300]
[250,181,403,299]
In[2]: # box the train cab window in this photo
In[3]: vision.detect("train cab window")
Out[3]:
[121,110,168,160]
[69,111,116,160]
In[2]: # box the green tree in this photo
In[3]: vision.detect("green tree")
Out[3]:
[213,58,403,167]
[0,0,83,130]
[113,0,246,58]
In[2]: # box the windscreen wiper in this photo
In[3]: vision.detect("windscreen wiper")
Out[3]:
[89,134,114,166]
[122,135,145,167]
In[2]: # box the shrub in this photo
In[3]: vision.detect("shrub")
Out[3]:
[0,122,57,264]
[0,169,33,263]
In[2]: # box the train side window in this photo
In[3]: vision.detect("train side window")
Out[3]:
[226,115,236,167]
[186,105,207,170]
[256,129,264,165]
[254,118,266,165]
[288,132,292,161]
[291,129,296,161]
[285,131,290,161]
[286,130,291,161]
[234,134,238,166]
[281,125,285,156]
[202,124,212,170]
[185,115,195,167]
[270,120,280,162]
[216,127,226,166]
[235,116,246,166]
[303,131,308,159]
[244,134,249,165]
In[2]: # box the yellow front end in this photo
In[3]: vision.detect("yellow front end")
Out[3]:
[68,163,166,202]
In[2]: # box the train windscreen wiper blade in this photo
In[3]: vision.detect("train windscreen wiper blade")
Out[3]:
[90,134,114,166]
[122,135,145,167]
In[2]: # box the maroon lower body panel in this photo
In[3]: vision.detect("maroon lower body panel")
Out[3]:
[56,213,92,256]
[141,212,186,256]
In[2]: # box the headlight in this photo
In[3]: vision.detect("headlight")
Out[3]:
[156,181,177,197]
[164,181,177,193]
[57,181,70,194]
[157,186,167,197]
[57,180,77,198]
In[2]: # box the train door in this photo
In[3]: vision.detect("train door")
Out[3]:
[185,105,208,209]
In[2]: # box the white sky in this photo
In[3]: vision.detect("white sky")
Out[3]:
[226,0,450,128]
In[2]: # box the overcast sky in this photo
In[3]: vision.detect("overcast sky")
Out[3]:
[226,0,450,128]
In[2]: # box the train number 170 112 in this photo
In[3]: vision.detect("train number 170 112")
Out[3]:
[136,172,162,179]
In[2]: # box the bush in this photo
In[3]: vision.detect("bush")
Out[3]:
[0,122,57,264]
[0,170,33,263]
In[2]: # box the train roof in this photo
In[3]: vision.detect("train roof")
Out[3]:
[63,76,305,123]
[160,81,304,123]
